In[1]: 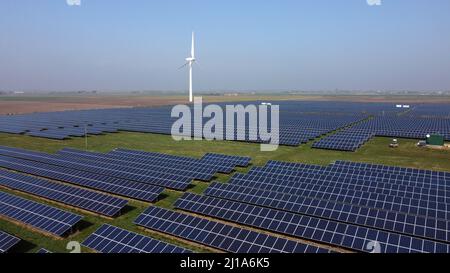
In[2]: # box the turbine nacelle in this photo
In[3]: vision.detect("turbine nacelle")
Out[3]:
[185,57,196,62]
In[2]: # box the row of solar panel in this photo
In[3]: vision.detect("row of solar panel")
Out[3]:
[0,102,369,146]
[133,206,331,253]
[0,191,82,237]
[228,173,450,220]
[0,146,251,193]
[0,230,20,253]
[0,169,128,217]
[204,182,450,243]
[0,147,193,191]
[174,193,450,253]
[262,160,450,189]
[201,160,450,250]
[312,131,375,152]
[0,154,164,202]
[333,160,450,178]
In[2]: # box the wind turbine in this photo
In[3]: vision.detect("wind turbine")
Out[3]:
[180,32,196,102]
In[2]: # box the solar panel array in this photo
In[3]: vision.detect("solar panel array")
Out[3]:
[36,248,52,253]
[55,148,216,181]
[0,153,163,202]
[0,169,128,217]
[175,193,450,253]
[201,153,251,167]
[198,160,450,253]
[0,191,83,236]
[312,130,375,151]
[312,104,450,151]
[110,148,244,174]
[0,146,192,191]
[82,224,191,253]
[1,101,448,150]
[0,101,379,146]
[0,230,20,253]
[134,206,331,253]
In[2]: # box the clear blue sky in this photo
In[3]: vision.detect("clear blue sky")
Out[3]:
[1,0,449,92]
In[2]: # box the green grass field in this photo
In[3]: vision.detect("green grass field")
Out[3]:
[0,131,450,253]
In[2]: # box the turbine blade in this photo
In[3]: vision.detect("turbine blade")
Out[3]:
[191,32,195,58]
[178,62,189,69]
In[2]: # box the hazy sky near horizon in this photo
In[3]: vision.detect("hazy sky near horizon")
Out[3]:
[1,0,449,92]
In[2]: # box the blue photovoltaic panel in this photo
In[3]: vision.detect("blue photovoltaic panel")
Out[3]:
[175,193,450,253]
[201,153,251,167]
[0,154,163,202]
[0,169,128,217]
[0,230,21,253]
[109,148,236,174]
[0,146,192,190]
[36,248,52,253]
[49,148,217,181]
[0,191,83,236]
[134,206,331,253]
[333,160,450,179]
[227,172,450,221]
[82,224,191,253]
[1,102,449,148]
[245,165,450,201]
[204,182,450,243]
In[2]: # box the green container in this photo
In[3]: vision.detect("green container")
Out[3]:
[426,134,445,146]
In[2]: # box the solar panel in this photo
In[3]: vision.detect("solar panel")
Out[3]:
[312,130,374,152]
[0,191,83,236]
[36,248,52,253]
[258,162,450,188]
[227,173,450,221]
[333,160,450,179]
[0,230,21,253]
[0,146,192,190]
[134,206,331,253]
[1,102,449,148]
[204,182,450,243]
[247,165,450,200]
[110,148,236,174]
[49,148,216,181]
[82,224,191,253]
[175,193,450,253]
[201,153,251,167]
[0,169,128,217]
[0,155,163,202]
[57,148,219,179]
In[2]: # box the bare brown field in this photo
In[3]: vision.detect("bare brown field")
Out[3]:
[1,94,450,115]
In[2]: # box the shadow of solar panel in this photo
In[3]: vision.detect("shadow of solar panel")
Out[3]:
[134,206,331,253]
[0,169,128,217]
[82,224,191,253]
[0,191,83,237]
[175,193,450,253]
[0,230,21,253]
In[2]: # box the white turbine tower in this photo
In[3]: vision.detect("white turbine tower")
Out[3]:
[180,32,196,102]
